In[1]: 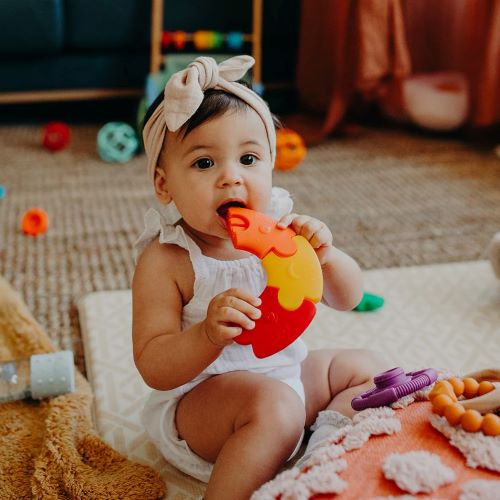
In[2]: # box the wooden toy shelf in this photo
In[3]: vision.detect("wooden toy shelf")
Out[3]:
[149,0,263,86]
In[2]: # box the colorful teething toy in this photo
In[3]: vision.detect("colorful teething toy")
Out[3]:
[226,207,323,358]
[351,367,438,410]
[429,378,500,436]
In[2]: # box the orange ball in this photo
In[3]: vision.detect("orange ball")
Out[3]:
[462,378,480,399]
[432,394,454,415]
[275,128,307,171]
[477,381,495,396]
[481,413,500,436]
[447,377,465,397]
[461,409,483,432]
[444,403,466,426]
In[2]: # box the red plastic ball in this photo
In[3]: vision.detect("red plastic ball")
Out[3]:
[42,122,71,151]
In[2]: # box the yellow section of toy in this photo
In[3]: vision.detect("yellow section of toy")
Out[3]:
[262,235,323,310]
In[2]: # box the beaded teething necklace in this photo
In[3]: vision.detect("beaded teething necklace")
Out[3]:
[429,377,500,436]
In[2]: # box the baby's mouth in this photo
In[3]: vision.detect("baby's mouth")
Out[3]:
[216,201,247,219]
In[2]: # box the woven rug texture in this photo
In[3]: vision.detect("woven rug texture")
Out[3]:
[0,124,499,372]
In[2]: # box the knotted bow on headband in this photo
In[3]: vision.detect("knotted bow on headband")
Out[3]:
[142,55,276,184]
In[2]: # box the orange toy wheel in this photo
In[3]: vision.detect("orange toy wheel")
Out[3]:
[21,208,49,236]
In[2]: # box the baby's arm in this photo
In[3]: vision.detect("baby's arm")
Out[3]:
[277,214,363,311]
[132,239,260,391]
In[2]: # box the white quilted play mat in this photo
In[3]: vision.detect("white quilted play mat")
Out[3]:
[78,260,500,499]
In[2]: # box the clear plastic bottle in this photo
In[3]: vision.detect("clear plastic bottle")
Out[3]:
[0,350,75,402]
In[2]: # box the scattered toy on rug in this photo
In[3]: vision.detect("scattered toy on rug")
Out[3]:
[275,128,307,171]
[97,122,139,163]
[41,121,71,151]
[21,207,49,236]
[354,291,385,311]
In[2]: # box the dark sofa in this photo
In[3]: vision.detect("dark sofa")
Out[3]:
[0,0,150,102]
[0,0,300,107]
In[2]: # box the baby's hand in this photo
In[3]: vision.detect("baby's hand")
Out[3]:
[203,288,262,347]
[277,213,333,265]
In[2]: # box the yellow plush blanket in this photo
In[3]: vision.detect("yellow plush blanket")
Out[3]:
[0,276,166,499]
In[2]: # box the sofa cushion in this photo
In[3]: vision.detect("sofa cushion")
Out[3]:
[0,0,64,57]
[66,0,150,50]
[0,52,148,92]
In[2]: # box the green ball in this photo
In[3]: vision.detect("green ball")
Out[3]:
[97,122,139,163]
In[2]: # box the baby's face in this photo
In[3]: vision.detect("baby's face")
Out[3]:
[158,107,273,241]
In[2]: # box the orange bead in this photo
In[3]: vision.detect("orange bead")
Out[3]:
[462,378,480,399]
[481,413,500,436]
[432,394,454,416]
[461,409,483,432]
[429,380,458,403]
[447,377,465,397]
[444,403,466,426]
[477,381,495,396]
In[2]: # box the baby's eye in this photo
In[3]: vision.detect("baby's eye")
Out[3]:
[240,154,257,166]
[193,158,214,170]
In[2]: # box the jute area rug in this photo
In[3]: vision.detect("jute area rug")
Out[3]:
[1,124,499,372]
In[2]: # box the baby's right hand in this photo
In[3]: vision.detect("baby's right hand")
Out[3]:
[202,288,262,347]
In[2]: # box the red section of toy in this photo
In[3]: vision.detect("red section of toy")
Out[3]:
[234,286,316,358]
[226,207,297,259]
[42,122,71,151]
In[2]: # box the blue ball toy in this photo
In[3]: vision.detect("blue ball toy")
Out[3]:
[97,122,139,163]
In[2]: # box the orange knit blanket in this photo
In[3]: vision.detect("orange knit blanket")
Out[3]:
[254,390,500,499]
[0,276,166,499]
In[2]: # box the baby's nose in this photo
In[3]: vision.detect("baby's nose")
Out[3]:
[219,163,243,186]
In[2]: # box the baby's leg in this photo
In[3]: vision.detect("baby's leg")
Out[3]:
[176,371,306,500]
[301,348,392,423]
[295,348,392,469]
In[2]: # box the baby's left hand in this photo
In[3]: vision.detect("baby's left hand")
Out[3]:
[277,213,333,265]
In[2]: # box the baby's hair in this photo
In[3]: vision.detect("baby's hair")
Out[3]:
[142,80,281,140]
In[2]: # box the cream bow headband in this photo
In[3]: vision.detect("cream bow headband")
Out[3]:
[142,55,276,184]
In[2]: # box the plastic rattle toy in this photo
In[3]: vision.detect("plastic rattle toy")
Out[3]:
[21,208,49,236]
[0,185,6,199]
[97,122,139,163]
[226,207,323,358]
[42,121,71,151]
[429,377,500,436]
[351,367,438,411]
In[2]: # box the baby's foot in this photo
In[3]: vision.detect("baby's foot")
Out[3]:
[295,410,352,469]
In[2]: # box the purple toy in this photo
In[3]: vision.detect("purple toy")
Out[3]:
[351,367,438,411]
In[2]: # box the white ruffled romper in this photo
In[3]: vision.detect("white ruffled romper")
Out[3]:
[134,187,308,482]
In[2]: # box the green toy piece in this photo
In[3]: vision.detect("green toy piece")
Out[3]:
[354,292,385,312]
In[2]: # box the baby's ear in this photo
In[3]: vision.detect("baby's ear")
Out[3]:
[154,167,172,204]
